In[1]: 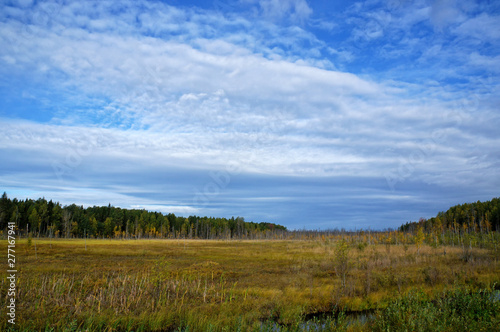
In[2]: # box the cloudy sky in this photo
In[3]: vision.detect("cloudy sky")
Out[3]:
[1,0,499,230]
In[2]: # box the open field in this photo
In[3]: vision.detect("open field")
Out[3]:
[1,238,499,331]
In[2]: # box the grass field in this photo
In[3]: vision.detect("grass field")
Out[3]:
[1,238,499,331]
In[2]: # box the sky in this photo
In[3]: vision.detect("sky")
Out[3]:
[0,0,499,230]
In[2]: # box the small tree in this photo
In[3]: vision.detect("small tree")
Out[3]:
[335,239,350,291]
[26,233,33,253]
[432,217,442,248]
[415,225,425,255]
[385,233,392,254]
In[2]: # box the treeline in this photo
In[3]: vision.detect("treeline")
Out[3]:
[400,197,500,233]
[0,193,286,240]
[2,192,499,243]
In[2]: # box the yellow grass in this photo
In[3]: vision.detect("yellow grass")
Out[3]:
[1,238,499,330]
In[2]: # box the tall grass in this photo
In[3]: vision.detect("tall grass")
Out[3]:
[0,238,499,330]
[372,287,500,332]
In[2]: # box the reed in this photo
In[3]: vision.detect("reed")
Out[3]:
[0,238,498,330]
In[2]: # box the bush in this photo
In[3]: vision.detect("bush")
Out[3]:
[372,288,500,332]
[26,233,32,251]
[357,242,368,252]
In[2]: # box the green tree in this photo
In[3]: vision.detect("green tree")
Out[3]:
[90,217,98,237]
[158,214,169,238]
[104,217,114,238]
[0,192,10,229]
[71,221,79,238]
[181,218,189,238]
[10,206,19,225]
[51,204,63,236]
[37,200,48,235]
[29,208,40,237]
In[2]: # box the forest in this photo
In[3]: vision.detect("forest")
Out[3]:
[400,197,500,232]
[0,192,286,240]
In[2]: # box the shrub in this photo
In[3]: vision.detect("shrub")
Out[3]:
[26,233,32,252]
[372,288,500,332]
[335,239,350,291]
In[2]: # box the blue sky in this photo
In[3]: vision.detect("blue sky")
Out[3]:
[1,0,499,230]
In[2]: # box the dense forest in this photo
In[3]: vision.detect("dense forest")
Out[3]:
[400,197,500,233]
[0,192,286,240]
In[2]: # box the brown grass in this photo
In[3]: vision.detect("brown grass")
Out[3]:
[1,238,499,330]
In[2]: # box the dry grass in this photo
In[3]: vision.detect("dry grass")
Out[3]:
[1,238,499,330]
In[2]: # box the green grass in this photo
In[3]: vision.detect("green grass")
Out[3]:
[372,288,500,332]
[1,238,499,331]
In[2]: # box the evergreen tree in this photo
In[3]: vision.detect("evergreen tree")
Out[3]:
[29,208,40,237]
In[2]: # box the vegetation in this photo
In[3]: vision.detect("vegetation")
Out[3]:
[0,192,286,240]
[0,194,499,330]
[400,197,500,233]
[373,288,500,332]
[1,237,499,331]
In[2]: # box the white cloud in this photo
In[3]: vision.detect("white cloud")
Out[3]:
[469,52,500,73]
[453,13,500,42]
[0,5,382,133]
[245,0,313,24]
[131,205,200,215]
[429,0,464,31]
[0,0,499,227]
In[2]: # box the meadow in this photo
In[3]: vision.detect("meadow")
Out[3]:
[1,237,499,331]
